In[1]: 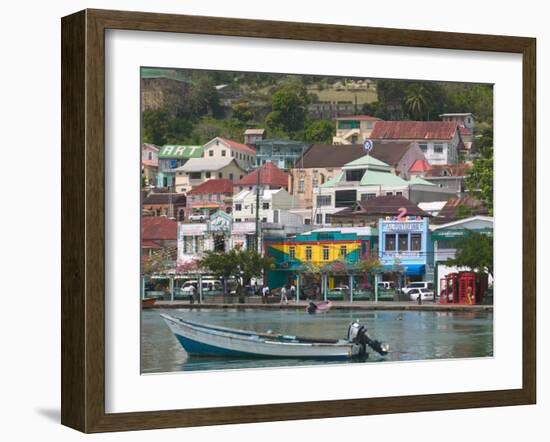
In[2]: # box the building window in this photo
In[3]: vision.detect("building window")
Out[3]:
[419,143,428,152]
[234,218,242,222]
[339,245,347,258]
[304,218,311,225]
[218,172,223,179]
[209,150,214,157]
[262,217,267,222]
[325,214,332,224]
[316,195,331,206]
[229,173,234,180]
[222,150,226,157]
[189,172,201,179]
[316,213,323,224]
[312,175,318,188]
[289,246,296,261]
[205,172,211,178]
[262,202,270,210]
[386,192,393,196]
[231,151,234,157]
[147,151,153,160]
[322,246,330,261]
[411,233,422,251]
[398,234,408,251]
[298,177,305,193]
[305,246,312,261]
[235,203,242,211]
[396,192,403,196]
[434,143,444,153]
[385,234,396,251]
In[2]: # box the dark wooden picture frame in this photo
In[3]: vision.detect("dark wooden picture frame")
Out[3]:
[61,9,536,433]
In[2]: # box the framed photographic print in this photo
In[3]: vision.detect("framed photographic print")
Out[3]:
[61,9,536,433]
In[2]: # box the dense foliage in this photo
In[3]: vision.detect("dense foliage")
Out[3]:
[446,232,493,277]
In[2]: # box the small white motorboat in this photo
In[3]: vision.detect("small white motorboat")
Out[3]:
[161,314,388,359]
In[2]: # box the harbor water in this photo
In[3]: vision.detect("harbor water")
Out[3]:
[141,308,493,374]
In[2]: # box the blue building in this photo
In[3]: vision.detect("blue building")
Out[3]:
[378,217,433,284]
[253,139,309,170]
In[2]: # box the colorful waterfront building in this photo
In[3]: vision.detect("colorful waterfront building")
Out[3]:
[265,227,378,296]
[157,145,204,189]
[378,216,434,285]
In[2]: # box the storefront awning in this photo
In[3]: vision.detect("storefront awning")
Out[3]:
[382,264,425,276]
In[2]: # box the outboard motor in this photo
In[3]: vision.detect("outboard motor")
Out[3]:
[347,320,389,357]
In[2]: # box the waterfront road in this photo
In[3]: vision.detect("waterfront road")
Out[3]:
[147,300,493,312]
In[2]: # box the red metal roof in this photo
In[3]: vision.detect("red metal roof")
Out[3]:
[335,114,381,121]
[370,121,458,140]
[219,137,257,155]
[409,159,433,173]
[236,162,289,188]
[142,240,162,248]
[141,217,177,241]
[187,179,234,194]
[425,163,470,177]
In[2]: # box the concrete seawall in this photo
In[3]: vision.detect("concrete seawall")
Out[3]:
[147,300,493,313]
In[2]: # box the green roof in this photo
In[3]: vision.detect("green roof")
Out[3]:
[409,176,436,186]
[344,155,391,171]
[320,172,343,188]
[360,170,408,186]
[159,145,204,159]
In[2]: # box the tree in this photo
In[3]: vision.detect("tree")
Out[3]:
[465,153,493,215]
[232,102,253,124]
[304,119,334,143]
[141,108,193,145]
[405,83,431,119]
[446,231,493,277]
[200,249,274,295]
[265,83,309,136]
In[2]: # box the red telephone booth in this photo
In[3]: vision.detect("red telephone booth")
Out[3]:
[458,271,476,304]
[440,273,458,304]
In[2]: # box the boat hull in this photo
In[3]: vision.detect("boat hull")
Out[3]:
[161,314,359,359]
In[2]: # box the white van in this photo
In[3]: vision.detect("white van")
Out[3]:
[401,281,434,295]
[181,280,223,293]
[377,281,395,290]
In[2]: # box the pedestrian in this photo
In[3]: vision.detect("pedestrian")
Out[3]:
[189,284,196,304]
[262,285,270,304]
[280,285,289,304]
[290,283,296,301]
[466,286,474,305]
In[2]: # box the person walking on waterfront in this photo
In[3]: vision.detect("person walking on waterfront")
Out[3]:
[262,285,270,304]
[280,285,289,304]
[290,284,296,301]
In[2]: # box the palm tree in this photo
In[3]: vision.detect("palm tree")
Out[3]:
[405,83,431,119]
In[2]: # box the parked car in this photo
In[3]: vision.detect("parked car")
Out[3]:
[401,281,434,295]
[377,281,395,290]
[188,213,207,222]
[408,288,435,301]
[180,280,223,294]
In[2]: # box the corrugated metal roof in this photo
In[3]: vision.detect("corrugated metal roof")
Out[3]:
[360,170,408,186]
[370,121,458,140]
[175,157,242,172]
[187,179,233,194]
[141,217,177,240]
[218,137,257,155]
[236,162,289,187]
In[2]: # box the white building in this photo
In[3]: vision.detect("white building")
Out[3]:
[232,188,295,223]
[202,136,257,171]
[311,155,457,226]
[370,121,463,165]
[430,216,494,293]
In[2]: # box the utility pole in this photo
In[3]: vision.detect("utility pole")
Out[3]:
[254,165,261,253]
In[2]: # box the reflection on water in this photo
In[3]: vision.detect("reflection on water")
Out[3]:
[141,308,493,374]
